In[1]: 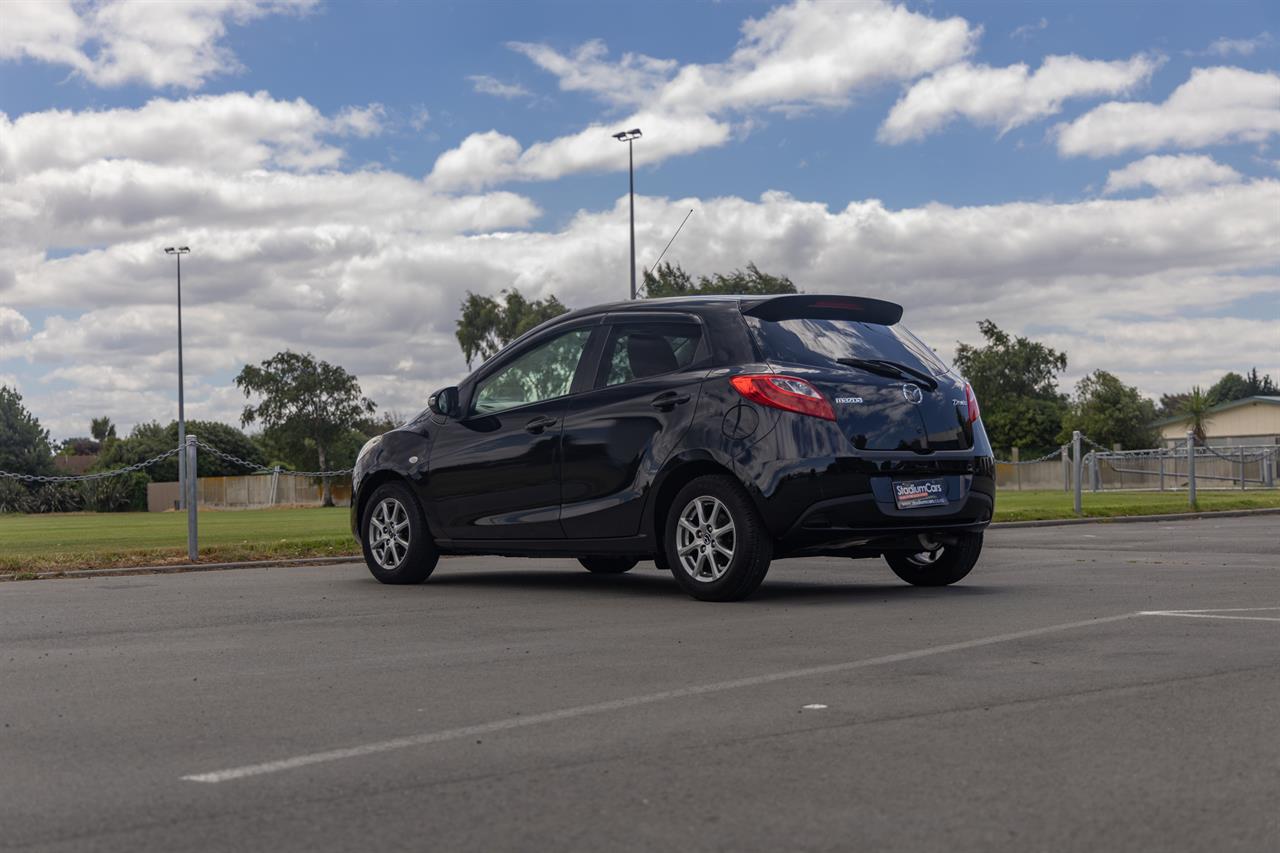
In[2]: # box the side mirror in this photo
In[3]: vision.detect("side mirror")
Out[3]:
[428,386,460,418]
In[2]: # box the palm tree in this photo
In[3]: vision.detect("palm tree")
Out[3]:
[1180,387,1212,445]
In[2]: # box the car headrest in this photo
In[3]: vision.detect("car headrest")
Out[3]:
[626,334,679,379]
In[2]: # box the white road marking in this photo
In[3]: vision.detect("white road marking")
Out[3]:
[1141,612,1280,623]
[1141,607,1280,614]
[182,612,1139,784]
[801,704,828,710]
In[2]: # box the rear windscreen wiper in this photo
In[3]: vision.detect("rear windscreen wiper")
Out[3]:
[836,358,938,391]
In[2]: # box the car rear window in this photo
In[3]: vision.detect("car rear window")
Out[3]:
[746,317,950,377]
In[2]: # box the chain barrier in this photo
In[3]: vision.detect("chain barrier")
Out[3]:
[193,439,352,477]
[1198,444,1279,463]
[994,448,1064,465]
[0,441,352,485]
[0,447,181,484]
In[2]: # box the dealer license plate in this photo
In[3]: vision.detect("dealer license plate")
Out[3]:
[893,478,949,510]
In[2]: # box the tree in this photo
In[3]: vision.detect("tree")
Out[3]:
[0,386,54,477]
[1206,372,1251,406]
[58,437,100,456]
[641,261,797,298]
[96,420,268,483]
[952,320,1069,454]
[1180,387,1214,445]
[1059,370,1158,450]
[90,416,117,442]
[235,351,375,506]
[1245,367,1277,396]
[456,289,568,369]
[1157,392,1190,417]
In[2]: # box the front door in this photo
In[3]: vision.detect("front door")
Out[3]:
[426,326,596,540]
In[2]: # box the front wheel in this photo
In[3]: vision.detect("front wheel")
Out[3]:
[884,533,982,587]
[664,474,772,602]
[361,481,438,584]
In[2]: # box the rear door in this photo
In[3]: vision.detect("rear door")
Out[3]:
[559,315,708,539]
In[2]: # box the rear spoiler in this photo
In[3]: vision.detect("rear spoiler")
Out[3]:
[740,294,903,325]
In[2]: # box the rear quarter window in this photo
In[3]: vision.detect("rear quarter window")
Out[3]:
[746,317,950,377]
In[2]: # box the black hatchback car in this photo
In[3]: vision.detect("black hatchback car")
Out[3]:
[352,294,994,601]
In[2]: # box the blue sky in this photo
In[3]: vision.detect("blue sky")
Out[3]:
[0,0,1277,438]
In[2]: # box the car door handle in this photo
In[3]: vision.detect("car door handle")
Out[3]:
[650,391,691,410]
[524,415,559,434]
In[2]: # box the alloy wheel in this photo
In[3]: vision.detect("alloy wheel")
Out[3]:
[904,547,944,567]
[369,497,410,570]
[676,495,736,583]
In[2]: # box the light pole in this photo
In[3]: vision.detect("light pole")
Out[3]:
[613,128,642,299]
[164,247,190,507]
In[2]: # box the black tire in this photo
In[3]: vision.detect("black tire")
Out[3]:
[664,474,772,602]
[884,533,982,587]
[360,481,438,585]
[578,556,639,574]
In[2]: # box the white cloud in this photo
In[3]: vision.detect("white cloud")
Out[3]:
[0,307,32,345]
[330,104,387,138]
[879,53,1161,143]
[4,91,1278,438]
[427,112,732,191]
[1010,18,1048,40]
[430,0,976,189]
[1057,66,1280,157]
[508,39,677,107]
[1202,33,1273,57]
[468,75,534,100]
[1103,154,1242,195]
[0,92,387,180]
[0,0,316,89]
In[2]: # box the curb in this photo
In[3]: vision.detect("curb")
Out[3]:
[990,506,1280,529]
[0,554,359,582]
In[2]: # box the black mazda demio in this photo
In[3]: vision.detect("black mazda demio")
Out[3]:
[352,294,995,601]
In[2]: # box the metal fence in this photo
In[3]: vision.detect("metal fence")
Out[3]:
[4,430,1278,558]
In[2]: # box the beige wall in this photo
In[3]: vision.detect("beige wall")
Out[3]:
[1159,401,1280,443]
[147,474,352,512]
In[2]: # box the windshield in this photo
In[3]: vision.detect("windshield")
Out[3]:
[746,317,950,378]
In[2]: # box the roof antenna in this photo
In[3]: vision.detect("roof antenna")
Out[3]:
[644,208,695,281]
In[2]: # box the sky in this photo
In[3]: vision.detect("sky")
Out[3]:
[0,0,1277,441]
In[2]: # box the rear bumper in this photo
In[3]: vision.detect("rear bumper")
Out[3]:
[775,489,992,556]
[738,439,996,556]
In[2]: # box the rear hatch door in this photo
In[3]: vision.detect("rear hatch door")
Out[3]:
[743,298,971,453]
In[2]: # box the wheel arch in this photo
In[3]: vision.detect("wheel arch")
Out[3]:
[354,470,422,542]
[646,454,739,551]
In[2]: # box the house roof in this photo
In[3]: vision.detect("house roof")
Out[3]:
[1153,395,1280,427]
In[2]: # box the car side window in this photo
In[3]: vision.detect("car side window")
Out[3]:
[472,328,592,415]
[603,323,702,387]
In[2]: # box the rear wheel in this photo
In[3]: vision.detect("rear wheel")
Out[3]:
[361,481,438,585]
[884,533,982,587]
[578,556,639,574]
[664,475,772,602]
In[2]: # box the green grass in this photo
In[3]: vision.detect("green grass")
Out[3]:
[0,507,356,574]
[994,489,1280,522]
[2,490,1278,574]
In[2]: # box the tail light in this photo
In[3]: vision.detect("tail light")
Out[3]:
[964,382,980,424]
[730,374,835,421]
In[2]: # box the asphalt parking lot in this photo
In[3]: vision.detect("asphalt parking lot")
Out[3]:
[2,516,1277,852]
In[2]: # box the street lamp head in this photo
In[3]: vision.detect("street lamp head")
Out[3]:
[613,128,642,141]
[164,246,190,255]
